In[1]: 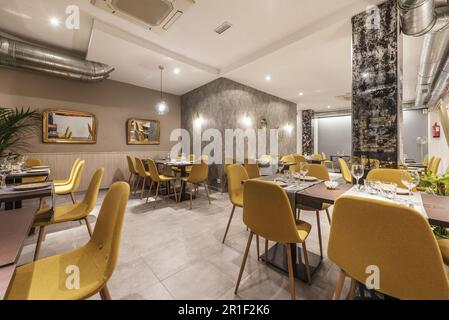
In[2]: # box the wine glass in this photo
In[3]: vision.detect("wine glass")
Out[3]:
[401,170,420,207]
[351,164,364,190]
[299,162,309,181]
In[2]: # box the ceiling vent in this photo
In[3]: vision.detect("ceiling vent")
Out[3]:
[91,0,195,33]
[214,22,233,35]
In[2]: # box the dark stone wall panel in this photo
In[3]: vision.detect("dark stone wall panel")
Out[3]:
[302,110,314,155]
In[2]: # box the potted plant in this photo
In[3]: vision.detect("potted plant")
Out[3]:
[0,107,40,158]
[420,171,449,239]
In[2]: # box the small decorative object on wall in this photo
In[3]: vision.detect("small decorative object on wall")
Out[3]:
[259,117,268,130]
[127,118,160,145]
[43,109,97,144]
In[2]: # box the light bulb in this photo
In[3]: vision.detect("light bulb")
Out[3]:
[156,101,168,115]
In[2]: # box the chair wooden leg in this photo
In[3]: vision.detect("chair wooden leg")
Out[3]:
[204,183,211,204]
[332,269,347,300]
[316,211,323,258]
[286,244,296,300]
[140,177,146,200]
[34,226,46,261]
[256,235,260,260]
[326,208,332,224]
[70,192,76,204]
[173,181,178,202]
[100,284,112,300]
[346,277,357,300]
[235,232,254,294]
[128,173,132,184]
[302,242,313,285]
[265,239,269,262]
[146,181,154,203]
[222,205,236,243]
[189,184,193,210]
[154,183,160,202]
[38,197,45,210]
[84,217,93,238]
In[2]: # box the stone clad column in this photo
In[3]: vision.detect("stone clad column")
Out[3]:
[302,109,314,155]
[352,0,403,166]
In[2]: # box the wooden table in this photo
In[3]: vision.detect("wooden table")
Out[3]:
[155,160,194,202]
[0,207,37,299]
[5,170,50,210]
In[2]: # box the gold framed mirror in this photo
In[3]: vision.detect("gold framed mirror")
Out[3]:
[127,118,160,145]
[43,109,97,144]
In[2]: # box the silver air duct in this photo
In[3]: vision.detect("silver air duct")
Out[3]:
[0,36,114,82]
[398,0,449,109]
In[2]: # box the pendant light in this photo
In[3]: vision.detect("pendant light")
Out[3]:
[156,65,169,115]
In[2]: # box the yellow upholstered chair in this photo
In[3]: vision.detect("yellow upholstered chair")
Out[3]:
[54,158,80,187]
[146,159,178,203]
[297,164,332,258]
[328,196,449,300]
[222,165,248,244]
[55,160,85,204]
[423,154,429,167]
[438,239,449,266]
[5,182,130,300]
[33,168,105,261]
[292,154,307,164]
[134,158,153,200]
[243,163,261,179]
[311,153,323,161]
[428,156,436,172]
[23,157,47,183]
[321,152,335,172]
[338,158,352,184]
[235,180,312,300]
[366,168,410,190]
[280,154,295,163]
[126,156,139,190]
[180,161,211,209]
[430,157,441,174]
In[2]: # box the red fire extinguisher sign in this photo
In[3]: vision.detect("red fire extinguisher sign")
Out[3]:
[433,122,441,138]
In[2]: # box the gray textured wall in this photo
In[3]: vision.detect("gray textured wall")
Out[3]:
[181,77,297,190]
[318,116,352,156]
[352,0,402,166]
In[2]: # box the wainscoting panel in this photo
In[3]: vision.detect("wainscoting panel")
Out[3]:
[26,151,169,191]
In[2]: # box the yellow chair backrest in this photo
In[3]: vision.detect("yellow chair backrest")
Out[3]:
[423,154,429,166]
[366,168,409,189]
[243,180,302,244]
[338,158,352,184]
[71,160,85,192]
[328,196,449,299]
[321,152,327,161]
[89,182,130,286]
[126,156,137,174]
[188,162,208,183]
[428,156,435,171]
[227,165,249,207]
[243,164,260,179]
[26,157,42,167]
[147,159,162,182]
[293,154,306,164]
[134,158,148,177]
[311,153,323,160]
[280,155,295,163]
[307,164,330,181]
[66,158,81,184]
[83,168,105,213]
[431,157,441,174]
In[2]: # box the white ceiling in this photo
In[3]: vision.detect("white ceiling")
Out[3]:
[0,0,422,111]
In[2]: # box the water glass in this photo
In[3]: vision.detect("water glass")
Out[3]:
[299,162,309,181]
[401,170,420,207]
[351,164,364,190]
[382,182,397,200]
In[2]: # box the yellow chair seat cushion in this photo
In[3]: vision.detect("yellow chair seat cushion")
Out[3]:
[295,220,312,242]
[34,203,90,227]
[5,244,104,300]
[158,175,176,182]
[298,202,331,211]
[438,239,449,266]
[55,184,74,195]
[53,179,70,186]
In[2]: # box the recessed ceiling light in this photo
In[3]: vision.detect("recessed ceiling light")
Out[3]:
[49,17,61,27]
[327,105,332,109]
[299,92,304,96]
[173,68,181,75]
[265,75,272,81]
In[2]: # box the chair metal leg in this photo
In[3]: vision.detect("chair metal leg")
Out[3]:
[286,244,296,300]
[154,183,160,203]
[265,239,269,262]
[316,211,323,258]
[256,235,260,260]
[70,192,76,204]
[223,205,236,243]
[189,183,193,210]
[302,242,312,285]
[326,208,332,224]
[34,226,46,261]
[332,269,347,300]
[140,177,146,200]
[84,217,93,237]
[204,183,211,204]
[128,173,132,184]
[146,181,154,203]
[100,284,112,300]
[235,232,254,295]
[346,277,357,300]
